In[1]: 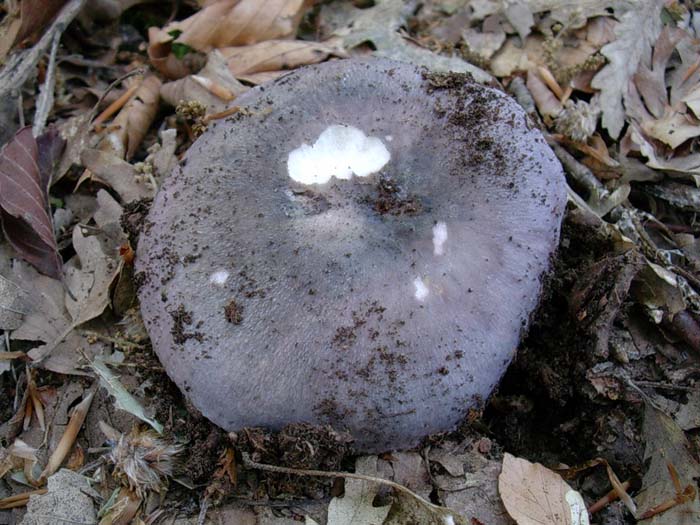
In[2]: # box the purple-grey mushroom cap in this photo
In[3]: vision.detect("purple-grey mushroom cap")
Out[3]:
[136,58,566,452]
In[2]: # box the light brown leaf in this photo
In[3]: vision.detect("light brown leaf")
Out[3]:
[222,39,345,76]
[100,75,161,160]
[499,453,590,525]
[160,50,248,111]
[148,0,309,76]
[642,110,700,149]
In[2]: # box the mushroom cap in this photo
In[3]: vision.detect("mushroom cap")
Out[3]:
[136,58,566,452]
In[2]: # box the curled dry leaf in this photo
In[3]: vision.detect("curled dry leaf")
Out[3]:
[222,39,346,77]
[99,75,161,160]
[39,390,95,482]
[160,50,248,111]
[527,70,561,119]
[148,0,308,79]
[499,453,590,525]
[0,127,65,279]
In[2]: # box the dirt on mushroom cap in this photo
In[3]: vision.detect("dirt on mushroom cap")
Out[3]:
[136,58,566,453]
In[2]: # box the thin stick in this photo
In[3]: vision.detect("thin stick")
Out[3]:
[0,489,47,509]
[92,82,140,130]
[588,480,631,514]
[241,453,445,515]
[32,29,61,137]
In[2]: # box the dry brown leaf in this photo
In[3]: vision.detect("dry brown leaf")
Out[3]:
[499,453,590,525]
[148,0,309,78]
[160,50,248,111]
[490,36,544,77]
[100,75,161,160]
[642,110,700,149]
[222,39,345,76]
[11,225,119,373]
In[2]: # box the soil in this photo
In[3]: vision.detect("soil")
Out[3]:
[484,208,646,479]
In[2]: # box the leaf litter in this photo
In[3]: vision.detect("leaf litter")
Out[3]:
[2,0,700,524]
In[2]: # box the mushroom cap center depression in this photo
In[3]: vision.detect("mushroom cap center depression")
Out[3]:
[136,58,567,452]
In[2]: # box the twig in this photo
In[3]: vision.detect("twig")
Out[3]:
[0,488,48,509]
[92,82,140,130]
[240,452,448,516]
[32,29,62,137]
[588,480,632,514]
[633,380,700,393]
[17,92,24,127]
[0,0,86,109]
[549,141,609,204]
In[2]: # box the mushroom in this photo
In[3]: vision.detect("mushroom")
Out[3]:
[136,58,566,452]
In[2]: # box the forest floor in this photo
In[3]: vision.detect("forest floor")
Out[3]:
[1,1,699,524]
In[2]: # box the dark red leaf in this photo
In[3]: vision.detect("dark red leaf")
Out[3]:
[0,126,64,279]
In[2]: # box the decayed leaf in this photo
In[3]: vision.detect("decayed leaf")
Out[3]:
[81,149,156,203]
[0,127,64,279]
[92,357,163,433]
[326,456,391,525]
[499,453,590,525]
[636,403,700,523]
[100,75,162,160]
[321,0,491,82]
[222,39,345,76]
[160,50,248,111]
[11,226,119,373]
[591,0,663,138]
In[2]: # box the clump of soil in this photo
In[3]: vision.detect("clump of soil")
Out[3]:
[233,423,353,499]
[366,177,423,216]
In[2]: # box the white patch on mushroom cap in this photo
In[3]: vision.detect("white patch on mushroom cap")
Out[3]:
[209,270,230,286]
[413,277,429,301]
[432,221,448,255]
[287,125,390,185]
